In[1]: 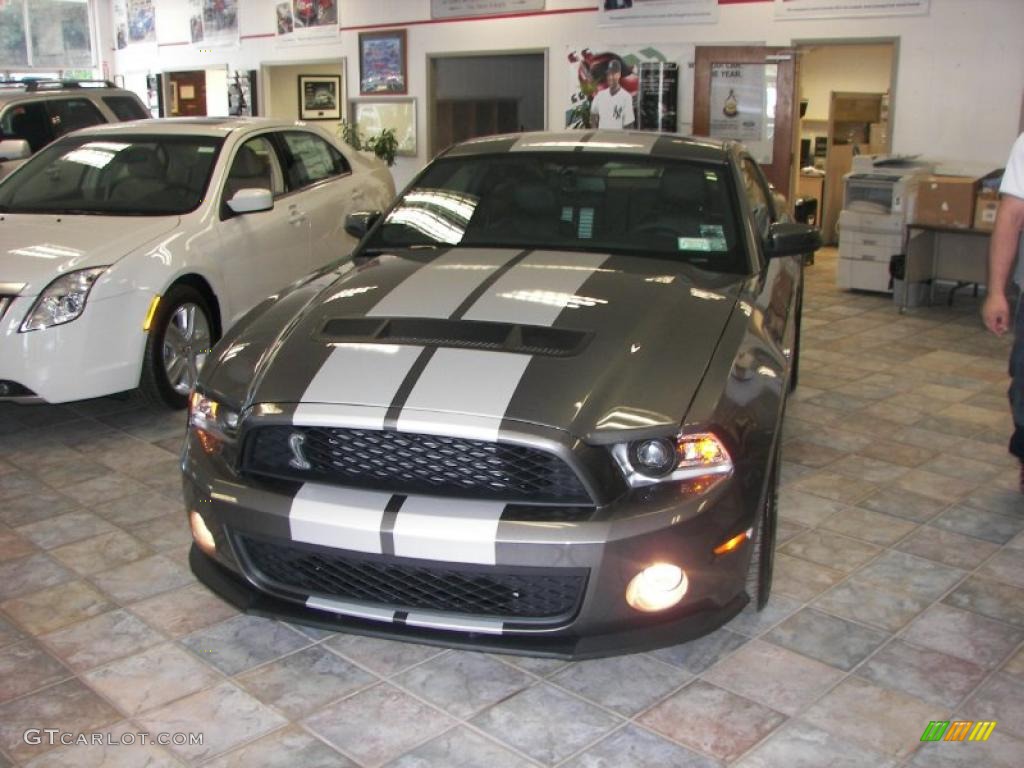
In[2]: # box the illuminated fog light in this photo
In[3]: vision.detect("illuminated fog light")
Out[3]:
[625,563,688,612]
[189,510,217,555]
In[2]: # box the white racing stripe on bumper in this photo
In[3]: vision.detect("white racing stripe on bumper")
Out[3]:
[404,612,504,634]
[392,495,506,565]
[288,483,393,554]
[306,596,396,623]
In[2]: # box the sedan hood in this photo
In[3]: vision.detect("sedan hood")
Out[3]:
[0,214,180,295]
[231,248,742,441]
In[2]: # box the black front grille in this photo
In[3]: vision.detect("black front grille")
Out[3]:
[242,426,591,504]
[238,534,588,622]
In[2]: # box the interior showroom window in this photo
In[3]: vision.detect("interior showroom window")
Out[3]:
[0,0,95,70]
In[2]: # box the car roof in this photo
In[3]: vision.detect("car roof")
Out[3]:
[440,130,737,164]
[69,117,319,138]
[0,86,139,105]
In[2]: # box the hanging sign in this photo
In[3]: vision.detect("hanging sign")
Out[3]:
[774,0,929,20]
[598,0,718,27]
[276,0,339,42]
[709,62,769,161]
[431,0,545,18]
[189,0,239,46]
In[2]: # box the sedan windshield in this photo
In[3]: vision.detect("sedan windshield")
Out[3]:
[0,134,222,215]
[365,153,746,273]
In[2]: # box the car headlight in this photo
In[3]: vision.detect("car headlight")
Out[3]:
[20,267,108,332]
[188,391,240,456]
[613,432,733,487]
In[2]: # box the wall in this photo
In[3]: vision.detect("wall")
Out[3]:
[265,61,345,121]
[104,0,1024,188]
[799,43,893,122]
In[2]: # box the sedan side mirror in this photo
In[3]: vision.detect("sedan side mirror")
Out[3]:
[227,188,274,215]
[345,210,381,240]
[0,138,31,162]
[764,221,821,259]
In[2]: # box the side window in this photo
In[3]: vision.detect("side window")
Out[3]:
[740,157,772,237]
[0,102,54,152]
[47,98,106,138]
[279,131,349,190]
[102,96,149,121]
[223,136,285,204]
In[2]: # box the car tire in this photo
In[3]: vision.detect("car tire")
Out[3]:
[140,285,216,410]
[745,440,779,610]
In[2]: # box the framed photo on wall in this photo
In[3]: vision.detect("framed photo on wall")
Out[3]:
[298,74,342,120]
[359,29,407,95]
[352,98,417,156]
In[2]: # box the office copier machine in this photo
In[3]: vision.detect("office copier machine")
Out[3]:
[837,155,933,293]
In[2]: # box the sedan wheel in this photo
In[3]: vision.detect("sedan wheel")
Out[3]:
[140,285,216,409]
[162,303,212,396]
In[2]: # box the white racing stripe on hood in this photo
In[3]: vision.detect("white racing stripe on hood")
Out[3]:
[289,483,392,554]
[392,495,506,565]
[295,345,423,428]
[368,248,522,318]
[397,251,610,426]
[294,249,526,423]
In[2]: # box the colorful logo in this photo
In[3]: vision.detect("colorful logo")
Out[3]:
[920,721,997,742]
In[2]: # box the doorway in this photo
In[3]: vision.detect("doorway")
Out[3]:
[794,41,897,243]
[429,52,546,157]
[261,59,346,122]
[164,67,231,117]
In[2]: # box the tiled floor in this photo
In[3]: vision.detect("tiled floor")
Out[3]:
[0,247,1022,767]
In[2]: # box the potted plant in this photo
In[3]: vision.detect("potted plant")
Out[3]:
[338,120,398,167]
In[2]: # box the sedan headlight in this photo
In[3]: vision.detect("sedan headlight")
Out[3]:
[188,391,240,456]
[20,267,108,332]
[613,432,733,487]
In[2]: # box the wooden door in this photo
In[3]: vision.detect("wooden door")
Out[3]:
[693,47,798,202]
[168,71,207,117]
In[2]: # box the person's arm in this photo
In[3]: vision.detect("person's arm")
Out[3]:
[983,193,1024,335]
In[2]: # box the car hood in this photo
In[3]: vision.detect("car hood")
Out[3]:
[0,214,180,296]
[219,248,742,442]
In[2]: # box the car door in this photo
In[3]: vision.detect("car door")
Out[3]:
[215,133,309,327]
[277,130,364,271]
[739,153,798,356]
[0,101,54,180]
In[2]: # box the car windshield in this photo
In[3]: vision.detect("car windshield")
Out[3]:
[0,134,222,215]
[364,152,746,273]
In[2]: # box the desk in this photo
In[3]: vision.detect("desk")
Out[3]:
[902,223,990,312]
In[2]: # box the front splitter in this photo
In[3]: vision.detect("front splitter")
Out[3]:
[190,544,747,659]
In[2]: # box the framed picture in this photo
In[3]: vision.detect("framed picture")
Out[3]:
[298,74,342,120]
[359,29,407,96]
[352,98,417,156]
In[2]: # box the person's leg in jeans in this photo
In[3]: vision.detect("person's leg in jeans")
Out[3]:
[1010,292,1024,489]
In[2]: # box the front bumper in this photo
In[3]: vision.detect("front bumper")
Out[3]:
[184,430,760,658]
[0,291,149,403]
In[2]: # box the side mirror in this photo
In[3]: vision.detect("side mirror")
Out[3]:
[0,138,31,162]
[226,188,273,215]
[345,210,381,240]
[764,221,821,259]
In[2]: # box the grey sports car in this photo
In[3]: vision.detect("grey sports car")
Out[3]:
[182,131,819,657]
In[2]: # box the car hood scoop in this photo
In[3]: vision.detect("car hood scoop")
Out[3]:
[318,317,592,358]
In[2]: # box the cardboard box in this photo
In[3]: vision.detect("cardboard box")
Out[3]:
[914,175,980,229]
[974,190,1000,232]
[914,167,1003,229]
